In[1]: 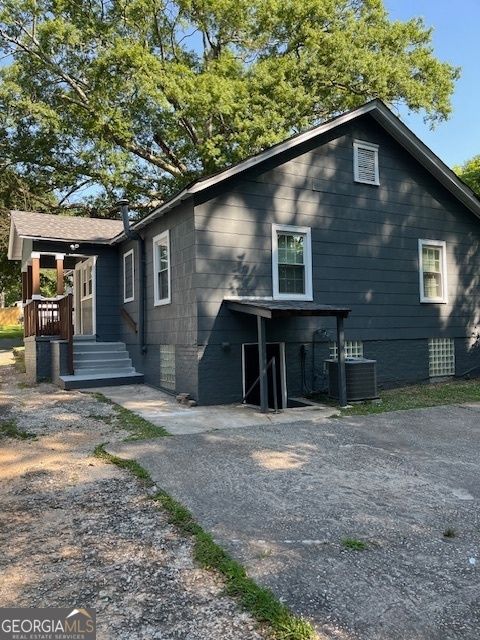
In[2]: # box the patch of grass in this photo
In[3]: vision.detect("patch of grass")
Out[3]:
[341,538,367,551]
[0,418,36,440]
[116,405,170,440]
[96,447,316,640]
[312,378,480,417]
[443,527,456,539]
[93,444,154,485]
[90,392,113,404]
[89,391,169,440]
[156,490,316,639]
[87,413,113,424]
[0,325,23,339]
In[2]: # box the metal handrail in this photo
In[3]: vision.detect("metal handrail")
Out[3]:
[242,356,279,412]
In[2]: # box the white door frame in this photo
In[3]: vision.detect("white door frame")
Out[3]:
[241,342,287,409]
[74,256,97,336]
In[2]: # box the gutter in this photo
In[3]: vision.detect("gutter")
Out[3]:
[118,199,147,355]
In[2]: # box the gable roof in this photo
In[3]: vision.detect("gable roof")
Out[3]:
[127,99,480,237]
[8,210,123,261]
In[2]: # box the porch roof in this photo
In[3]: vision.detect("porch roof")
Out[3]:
[8,210,123,260]
[226,299,351,319]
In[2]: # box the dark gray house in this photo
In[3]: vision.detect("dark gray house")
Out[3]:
[8,99,480,408]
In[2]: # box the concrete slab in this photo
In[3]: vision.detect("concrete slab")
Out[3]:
[0,339,22,350]
[109,403,480,639]
[86,384,338,434]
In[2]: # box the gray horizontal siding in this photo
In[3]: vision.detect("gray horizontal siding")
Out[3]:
[194,115,480,343]
[118,200,198,395]
[192,114,480,401]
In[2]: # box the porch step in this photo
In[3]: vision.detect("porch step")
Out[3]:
[74,361,134,374]
[67,339,143,387]
[59,372,144,390]
[74,342,125,353]
[74,350,129,363]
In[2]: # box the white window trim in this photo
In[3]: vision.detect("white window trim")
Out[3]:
[123,248,135,303]
[272,223,313,301]
[353,139,380,186]
[80,260,93,301]
[153,230,171,307]
[418,239,448,304]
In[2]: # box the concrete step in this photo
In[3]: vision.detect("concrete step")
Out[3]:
[73,335,97,342]
[73,366,136,376]
[74,342,126,353]
[59,372,144,390]
[74,351,129,363]
[75,359,133,372]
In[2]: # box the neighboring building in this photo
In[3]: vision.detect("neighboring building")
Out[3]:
[7,99,480,407]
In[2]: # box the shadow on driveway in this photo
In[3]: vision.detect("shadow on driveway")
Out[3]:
[109,404,480,639]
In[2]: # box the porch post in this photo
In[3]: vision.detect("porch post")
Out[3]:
[257,315,268,413]
[26,265,33,300]
[56,254,65,295]
[21,270,28,304]
[31,252,41,298]
[336,314,348,408]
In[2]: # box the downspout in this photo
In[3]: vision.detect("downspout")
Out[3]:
[117,199,147,355]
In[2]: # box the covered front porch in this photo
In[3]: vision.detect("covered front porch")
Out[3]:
[8,209,142,387]
[21,250,97,378]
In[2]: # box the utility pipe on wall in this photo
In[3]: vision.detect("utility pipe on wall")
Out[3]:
[118,199,146,355]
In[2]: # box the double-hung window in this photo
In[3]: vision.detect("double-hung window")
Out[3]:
[272,224,312,300]
[123,249,134,303]
[153,230,171,306]
[418,240,448,303]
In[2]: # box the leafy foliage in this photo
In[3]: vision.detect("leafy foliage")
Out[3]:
[0,171,57,305]
[0,0,459,210]
[454,155,480,197]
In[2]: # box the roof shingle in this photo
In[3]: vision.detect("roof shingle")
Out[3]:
[10,210,123,243]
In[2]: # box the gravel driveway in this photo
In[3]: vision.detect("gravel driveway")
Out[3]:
[110,401,480,639]
[0,351,263,640]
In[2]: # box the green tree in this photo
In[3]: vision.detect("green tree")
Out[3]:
[0,0,459,210]
[0,170,56,306]
[454,155,480,197]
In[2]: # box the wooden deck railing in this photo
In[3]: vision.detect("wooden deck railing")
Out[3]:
[24,294,74,373]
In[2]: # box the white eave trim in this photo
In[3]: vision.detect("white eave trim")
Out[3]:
[370,105,480,219]
[114,99,480,240]
[127,102,380,237]
[7,217,17,260]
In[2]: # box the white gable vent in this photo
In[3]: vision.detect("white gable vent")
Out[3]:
[353,140,379,185]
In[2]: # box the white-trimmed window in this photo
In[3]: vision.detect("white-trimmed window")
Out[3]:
[159,344,175,390]
[153,230,171,306]
[329,340,364,360]
[81,262,93,300]
[123,249,135,303]
[429,338,455,377]
[272,224,312,300]
[353,140,379,185]
[418,240,448,303]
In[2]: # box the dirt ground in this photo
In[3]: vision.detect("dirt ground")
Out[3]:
[0,350,264,640]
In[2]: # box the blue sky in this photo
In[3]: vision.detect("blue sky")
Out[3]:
[384,0,479,168]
